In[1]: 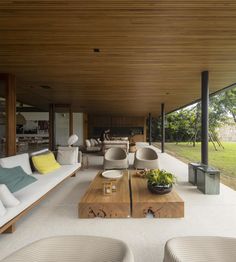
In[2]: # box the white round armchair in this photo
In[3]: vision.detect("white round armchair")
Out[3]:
[104,147,129,170]
[134,147,159,170]
[1,235,134,262]
[164,236,236,262]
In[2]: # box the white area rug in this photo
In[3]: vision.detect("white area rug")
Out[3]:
[0,144,236,262]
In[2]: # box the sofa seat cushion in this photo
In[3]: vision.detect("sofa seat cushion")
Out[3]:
[0,200,6,217]
[0,166,37,193]
[0,153,32,175]
[0,163,81,228]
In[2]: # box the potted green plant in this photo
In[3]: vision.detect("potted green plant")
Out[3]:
[145,169,176,195]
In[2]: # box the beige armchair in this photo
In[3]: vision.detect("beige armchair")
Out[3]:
[134,147,159,169]
[1,235,134,262]
[164,236,236,262]
[104,147,129,170]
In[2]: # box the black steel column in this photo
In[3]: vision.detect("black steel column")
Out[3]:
[201,71,209,165]
[161,103,165,153]
[148,113,152,145]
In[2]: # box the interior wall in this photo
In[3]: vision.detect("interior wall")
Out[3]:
[22,112,49,121]
[21,112,84,146]
[88,115,146,142]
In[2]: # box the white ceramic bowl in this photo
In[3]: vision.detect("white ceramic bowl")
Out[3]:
[102,170,123,179]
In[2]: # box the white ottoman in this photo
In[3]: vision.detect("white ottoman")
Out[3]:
[164,236,236,262]
[1,235,134,262]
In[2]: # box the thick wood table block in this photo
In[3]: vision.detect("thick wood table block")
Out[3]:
[79,171,130,218]
[131,174,184,218]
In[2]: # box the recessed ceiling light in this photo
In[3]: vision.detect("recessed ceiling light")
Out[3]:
[93,48,100,53]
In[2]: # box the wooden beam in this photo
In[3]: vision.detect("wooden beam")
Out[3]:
[5,74,16,156]
[49,104,55,151]
[201,71,209,165]
[161,103,165,153]
[148,113,152,145]
[83,113,88,144]
[69,105,73,136]
[143,117,147,142]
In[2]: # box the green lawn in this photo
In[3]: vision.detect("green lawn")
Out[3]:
[154,142,236,178]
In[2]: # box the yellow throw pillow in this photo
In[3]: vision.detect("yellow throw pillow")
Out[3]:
[32,152,61,174]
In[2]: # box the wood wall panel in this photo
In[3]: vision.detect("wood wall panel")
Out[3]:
[1,1,236,116]
[5,74,16,156]
[83,113,88,142]
[88,115,146,141]
[112,117,145,127]
[69,105,73,136]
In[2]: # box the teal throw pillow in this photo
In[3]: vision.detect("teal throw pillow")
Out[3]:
[0,166,37,193]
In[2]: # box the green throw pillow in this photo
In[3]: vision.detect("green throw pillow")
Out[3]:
[0,166,37,193]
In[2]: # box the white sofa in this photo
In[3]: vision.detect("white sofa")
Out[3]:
[0,152,81,233]
[85,139,102,152]
[102,140,129,154]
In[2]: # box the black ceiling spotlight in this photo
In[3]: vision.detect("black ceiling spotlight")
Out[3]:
[93,48,100,53]
[40,85,51,90]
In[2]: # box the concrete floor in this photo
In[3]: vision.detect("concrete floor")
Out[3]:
[0,143,236,261]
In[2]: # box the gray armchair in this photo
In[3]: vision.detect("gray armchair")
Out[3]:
[103,147,129,170]
[134,147,159,169]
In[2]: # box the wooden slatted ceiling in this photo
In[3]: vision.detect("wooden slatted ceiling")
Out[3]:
[1,1,236,116]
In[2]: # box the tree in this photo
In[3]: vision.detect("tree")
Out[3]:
[152,87,236,144]
[221,88,236,123]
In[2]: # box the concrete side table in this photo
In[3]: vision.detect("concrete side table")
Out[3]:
[197,166,220,194]
[188,163,206,185]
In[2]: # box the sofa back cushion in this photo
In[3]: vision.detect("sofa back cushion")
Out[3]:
[0,166,37,193]
[85,139,91,148]
[0,153,32,175]
[30,149,49,172]
[32,152,61,174]
[57,147,78,165]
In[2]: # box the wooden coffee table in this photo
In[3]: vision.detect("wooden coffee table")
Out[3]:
[79,171,130,218]
[130,173,184,218]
